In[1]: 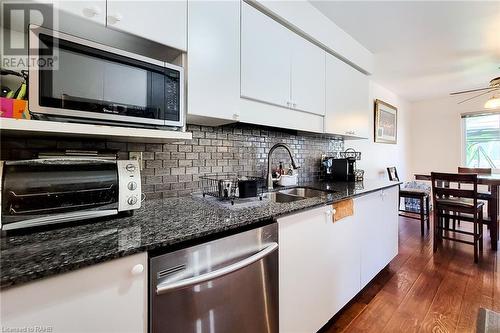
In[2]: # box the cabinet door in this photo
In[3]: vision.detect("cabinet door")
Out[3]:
[330,213,361,314]
[241,2,291,109]
[54,1,106,25]
[278,206,335,333]
[187,0,240,124]
[358,187,399,287]
[1,253,148,333]
[380,186,399,263]
[325,53,369,138]
[290,33,326,116]
[106,1,187,51]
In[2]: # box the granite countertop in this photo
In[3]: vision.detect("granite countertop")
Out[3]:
[0,180,399,289]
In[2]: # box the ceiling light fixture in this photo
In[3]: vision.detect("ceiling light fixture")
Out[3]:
[484,95,500,109]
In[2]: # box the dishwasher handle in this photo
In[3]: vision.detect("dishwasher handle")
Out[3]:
[156,242,278,295]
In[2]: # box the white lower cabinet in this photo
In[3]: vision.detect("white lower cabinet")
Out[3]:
[359,186,399,287]
[0,253,148,333]
[330,214,361,314]
[279,186,399,332]
[279,206,337,333]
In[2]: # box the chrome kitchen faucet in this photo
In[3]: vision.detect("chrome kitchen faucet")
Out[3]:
[267,143,300,190]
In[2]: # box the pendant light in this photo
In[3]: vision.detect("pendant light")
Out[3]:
[484,95,500,109]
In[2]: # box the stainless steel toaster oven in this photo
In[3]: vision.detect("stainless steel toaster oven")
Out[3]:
[0,158,141,231]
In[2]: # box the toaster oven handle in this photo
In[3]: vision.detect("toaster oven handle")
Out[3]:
[8,184,115,198]
[156,242,278,295]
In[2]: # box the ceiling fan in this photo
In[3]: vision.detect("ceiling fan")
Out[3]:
[450,76,500,109]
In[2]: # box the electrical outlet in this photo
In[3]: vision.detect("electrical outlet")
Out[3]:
[129,152,143,170]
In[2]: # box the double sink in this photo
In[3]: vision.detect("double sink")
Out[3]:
[266,187,333,203]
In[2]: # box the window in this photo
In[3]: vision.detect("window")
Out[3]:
[463,113,500,169]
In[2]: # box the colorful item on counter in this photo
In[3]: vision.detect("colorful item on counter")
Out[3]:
[13,100,29,119]
[0,98,30,119]
[0,97,13,118]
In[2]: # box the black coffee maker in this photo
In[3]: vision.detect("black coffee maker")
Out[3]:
[321,149,360,182]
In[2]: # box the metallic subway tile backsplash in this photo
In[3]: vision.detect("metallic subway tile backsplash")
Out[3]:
[1,123,344,198]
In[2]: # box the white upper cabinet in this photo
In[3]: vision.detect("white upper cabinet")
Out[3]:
[241,2,326,116]
[187,0,240,125]
[106,1,187,51]
[325,53,370,139]
[290,33,325,116]
[241,1,291,109]
[54,1,106,25]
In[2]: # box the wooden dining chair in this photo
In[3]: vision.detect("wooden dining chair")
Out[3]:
[431,172,484,263]
[387,167,430,236]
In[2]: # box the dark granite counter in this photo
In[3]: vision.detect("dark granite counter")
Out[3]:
[0,180,399,289]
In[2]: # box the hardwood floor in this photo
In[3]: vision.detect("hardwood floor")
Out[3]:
[323,216,499,333]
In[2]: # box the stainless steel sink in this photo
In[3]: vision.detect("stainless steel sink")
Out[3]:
[266,192,306,203]
[278,187,330,198]
[265,187,333,203]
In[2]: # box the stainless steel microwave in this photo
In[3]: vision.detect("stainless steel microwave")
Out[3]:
[0,158,142,231]
[28,25,184,128]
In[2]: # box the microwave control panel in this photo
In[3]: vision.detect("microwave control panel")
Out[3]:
[117,160,142,211]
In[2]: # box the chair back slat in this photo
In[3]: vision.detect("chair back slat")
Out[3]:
[458,167,492,175]
[435,187,475,198]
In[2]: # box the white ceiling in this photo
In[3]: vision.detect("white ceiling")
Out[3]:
[310,1,500,102]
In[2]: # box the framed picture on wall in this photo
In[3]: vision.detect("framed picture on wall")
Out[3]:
[374,99,397,144]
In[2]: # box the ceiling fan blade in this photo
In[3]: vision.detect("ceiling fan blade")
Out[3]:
[457,89,496,104]
[450,87,497,95]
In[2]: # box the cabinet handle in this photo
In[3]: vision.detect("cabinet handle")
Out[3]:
[82,6,101,18]
[325,209,333,220]
[131,264,144,275]
[107,14,122,25]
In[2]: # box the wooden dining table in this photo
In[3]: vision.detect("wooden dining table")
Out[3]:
[415,173,500,250]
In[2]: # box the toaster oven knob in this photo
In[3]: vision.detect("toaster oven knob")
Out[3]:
[127,181,137,191]
[126,163,137,172]
[127,196,138,205]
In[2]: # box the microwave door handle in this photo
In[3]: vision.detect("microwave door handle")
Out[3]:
[156,242,278,295]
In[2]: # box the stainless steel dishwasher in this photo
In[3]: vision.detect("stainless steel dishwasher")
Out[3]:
[150,223,278,333]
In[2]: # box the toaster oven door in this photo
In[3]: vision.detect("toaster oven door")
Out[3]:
[1,159,119,230]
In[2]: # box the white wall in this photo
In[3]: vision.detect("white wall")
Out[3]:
[348,81,412,181]
[409,93,494,175]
